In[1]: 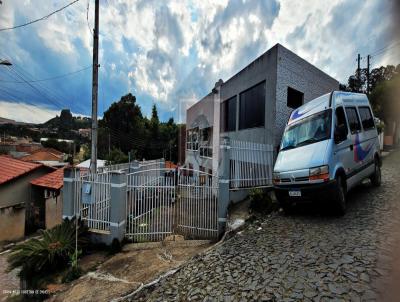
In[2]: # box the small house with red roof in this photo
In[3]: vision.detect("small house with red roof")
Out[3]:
[20,148,68,168]
[30,167,66,230]
[0,155,53,242]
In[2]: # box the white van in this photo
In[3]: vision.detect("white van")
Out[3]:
[273,91,381,215]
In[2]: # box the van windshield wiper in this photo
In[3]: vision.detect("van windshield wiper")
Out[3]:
[297,137,325,147]
[280,145,296,151]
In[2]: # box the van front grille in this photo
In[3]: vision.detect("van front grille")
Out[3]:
[279,176,309,183]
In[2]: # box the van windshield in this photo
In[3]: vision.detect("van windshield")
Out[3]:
[281,109,332,151]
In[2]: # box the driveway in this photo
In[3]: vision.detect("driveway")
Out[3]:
[128,150,400,301]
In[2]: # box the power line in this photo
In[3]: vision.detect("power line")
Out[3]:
[0,0,81,32]
[370,40,400,58]
[0,52,88,113]
[0,65,92,83]
[86,0,93,35]
[5,66,67,110]
[0,87,51,119]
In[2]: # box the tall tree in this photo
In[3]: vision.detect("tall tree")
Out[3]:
[96,94,180,162]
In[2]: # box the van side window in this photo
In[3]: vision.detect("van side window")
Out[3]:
[358,107,375,130]
[335,106,348,143]
[345,107,361,134]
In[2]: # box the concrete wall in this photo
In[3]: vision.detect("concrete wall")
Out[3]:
[186,93,216,172]
[0,206,25,242]
[0,166,52,241]
[45,193,63,229]
[220,46,278,146]
[274,44,339,148]
[186,93,214,129]
[0,167,52,208]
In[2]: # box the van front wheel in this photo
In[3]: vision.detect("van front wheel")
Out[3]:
[370,159,382,187]
[334,175,346,215]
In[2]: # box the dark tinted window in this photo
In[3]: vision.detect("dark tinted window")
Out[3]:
[335,106,348,142]
[336,107,347,130]
[287,87,304,109]
[221,96,236,132]
[358,107,375,130]
[239,81,265,129]
[345,107,361,134]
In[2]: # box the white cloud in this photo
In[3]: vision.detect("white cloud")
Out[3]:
[0,100,84,124]
[0,0,397,119]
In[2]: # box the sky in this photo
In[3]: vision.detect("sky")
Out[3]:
[0,0,399,124]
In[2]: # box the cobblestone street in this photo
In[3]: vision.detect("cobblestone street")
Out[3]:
[130,150,400,302]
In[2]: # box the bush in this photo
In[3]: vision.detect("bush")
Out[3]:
[7,218,88,286]
[62,267,82,283]
[249,188,277,214]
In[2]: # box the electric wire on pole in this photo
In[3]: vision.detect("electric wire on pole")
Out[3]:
[90,0,99,174]
[366,54,371,95]
[357,53,361,90]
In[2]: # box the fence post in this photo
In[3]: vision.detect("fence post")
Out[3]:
[218,136,230,236]
[62,167,79,220]
[108,171,127,244]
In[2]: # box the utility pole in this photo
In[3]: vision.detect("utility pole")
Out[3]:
[108,130,111,156]
[366,54,371,95]
[90,0,99,174]
[169,141,172,162]
[357,54,361,91]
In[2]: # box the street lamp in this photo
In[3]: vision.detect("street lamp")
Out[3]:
[0,59,12,66]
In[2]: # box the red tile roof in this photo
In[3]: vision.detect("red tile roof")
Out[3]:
[20,149,63,162]
[30,167,66,190]
[0,155,42,185]
[165,161,178,169]
[40,148,63,156]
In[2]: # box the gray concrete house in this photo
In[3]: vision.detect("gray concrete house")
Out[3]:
[185,44,339,179]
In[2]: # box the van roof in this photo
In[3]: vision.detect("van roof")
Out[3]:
[288,92,331,125]
[287,91,369,125]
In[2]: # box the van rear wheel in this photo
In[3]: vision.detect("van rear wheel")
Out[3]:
[334,175,346,216]
[370,159,382,187]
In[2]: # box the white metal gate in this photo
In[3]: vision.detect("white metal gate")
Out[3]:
[229,139,274,188]
[125,168,218,242]
[75,171,111,232]
[176,171,218,239]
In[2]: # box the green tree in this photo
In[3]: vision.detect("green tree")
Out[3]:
[100,93,146,157]
[97,93,180,162]
[105,148,129,165]
[369,72,400,125]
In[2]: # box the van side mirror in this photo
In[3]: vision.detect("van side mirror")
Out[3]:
[334,125,347,144]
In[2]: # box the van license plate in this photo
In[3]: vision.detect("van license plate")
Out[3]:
[289,190,301,197]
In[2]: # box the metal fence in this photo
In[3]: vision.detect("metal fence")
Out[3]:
[97,158,164,174]
[229,139,274,189]
[125,168,219,242]
[176,170,218,239]
[73,159,164,233]
[78,171,112,232]
[126,169,176,242]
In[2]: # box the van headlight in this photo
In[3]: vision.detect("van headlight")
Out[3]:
[309,165,329,181]
[273,172,280,184]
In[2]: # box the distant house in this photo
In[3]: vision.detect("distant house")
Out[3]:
[0,156,53,242]
[15,142,42,153]
[185,43,339,175]
[20,148,68,168]
[30,167,65,230]
[76,158,106,169]
[78,128,91,138]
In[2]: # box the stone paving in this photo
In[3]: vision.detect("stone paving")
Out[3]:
[0,250,20,302]
[128,150,400,302]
